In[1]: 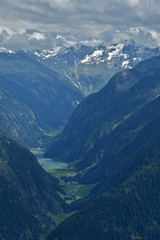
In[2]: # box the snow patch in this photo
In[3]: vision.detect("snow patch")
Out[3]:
[107,43,124,60]
[63,70,81,89]
[152,93,160,100]
[122,60,130,68]
[34,46,62,59]
[0,47,15,54]
[34,51,41,57]
[81,50,103,63]
[123,54,128,59]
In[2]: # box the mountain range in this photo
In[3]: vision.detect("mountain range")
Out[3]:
[1,42,160,240]
[0,49,83,147]
[34,41,160,95]
[46,55,160,240]
[0,42,159,148]
[45,55,160,177]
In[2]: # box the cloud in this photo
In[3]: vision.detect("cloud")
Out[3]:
[46,0,75,11]
[128,0,139,7]
[108,27,160,47]
[0,28,56,50]
[0,0,160,49]
[28,32,46,40]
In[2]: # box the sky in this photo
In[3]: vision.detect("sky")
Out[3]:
[0,0,160,49]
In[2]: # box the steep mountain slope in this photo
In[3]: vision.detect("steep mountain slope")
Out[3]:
[45,55,160,164]
[36,41,160,95]
[82,97,160,188]
[47,134,160,240]
[0,42,159,147]
[0,129,66,240]
[45,55,160,206]
[0,50,83,147]
[46,56,160,240]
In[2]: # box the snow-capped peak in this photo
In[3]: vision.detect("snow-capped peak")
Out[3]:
[81,50,104,63]
[107,43,124,60]
[34,46,63,59]
[0,47,15,54]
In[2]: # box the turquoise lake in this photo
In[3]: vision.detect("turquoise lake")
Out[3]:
[31,148,67,169]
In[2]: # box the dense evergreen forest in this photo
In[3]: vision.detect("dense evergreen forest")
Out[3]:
[1,53,160,240]
[0,130,66,239]
[46,56,160,239]
[47,133,160,240]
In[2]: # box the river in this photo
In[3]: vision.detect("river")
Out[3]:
[31,148,67,169]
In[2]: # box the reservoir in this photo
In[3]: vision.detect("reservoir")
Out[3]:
[31,148,67,169]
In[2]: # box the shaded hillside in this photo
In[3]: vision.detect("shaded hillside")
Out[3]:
[45,56,160,169]
[0,51,83,147]
[44,55,160,212]
[0,43,159,148]
[74,95,160,186]
[0,130,66,240]
[47,134,160,240]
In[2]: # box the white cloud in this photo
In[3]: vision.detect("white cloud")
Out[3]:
[28,32,46,40]
[0,26,160,50]
[148,30,160,46]
[128,0,139,7]
[47,0,75,10]
[55,34,75,46]
[0,0,160,49]
[110,27,160,47]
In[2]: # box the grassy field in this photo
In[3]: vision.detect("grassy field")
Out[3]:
[31,148,96,204]
[47,168,96,204]
[39,125,65,137]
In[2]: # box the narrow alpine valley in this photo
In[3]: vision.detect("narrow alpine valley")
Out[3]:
[1,50,160,239]
[0,3,160,239]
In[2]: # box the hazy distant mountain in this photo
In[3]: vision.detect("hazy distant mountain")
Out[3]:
[0,41,159,148]
[34,41,160,95]
[0,49,83,147]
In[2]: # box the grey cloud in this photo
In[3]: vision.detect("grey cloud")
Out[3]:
[107,27,160,47]
[0,30,10,42]
[0,0,160,49]
[0,30,56,50]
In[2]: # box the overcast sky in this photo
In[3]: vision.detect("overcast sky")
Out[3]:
[0,0,160,49]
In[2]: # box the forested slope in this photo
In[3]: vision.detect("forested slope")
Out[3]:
[0,130,66,239]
